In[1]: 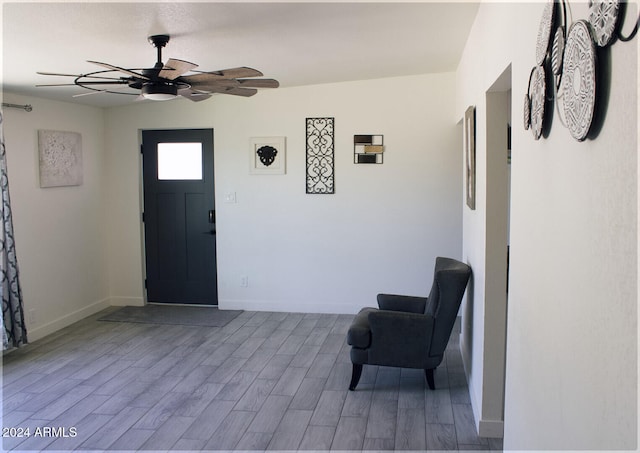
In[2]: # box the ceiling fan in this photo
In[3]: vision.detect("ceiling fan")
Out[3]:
[37,34,279,102]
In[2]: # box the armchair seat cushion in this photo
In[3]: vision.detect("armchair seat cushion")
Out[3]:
[347,307,377,348]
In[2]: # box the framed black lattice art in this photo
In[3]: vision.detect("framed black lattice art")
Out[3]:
[306,117,335,194]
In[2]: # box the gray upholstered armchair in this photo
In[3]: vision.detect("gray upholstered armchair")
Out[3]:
[347,257,471,391]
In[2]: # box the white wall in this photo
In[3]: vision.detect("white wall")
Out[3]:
[104,73,463,313]
[457,1,637,449]
[1,93,109,342]
[1,73,462,343]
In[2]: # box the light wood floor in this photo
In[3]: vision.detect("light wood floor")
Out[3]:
[3,307,503,452]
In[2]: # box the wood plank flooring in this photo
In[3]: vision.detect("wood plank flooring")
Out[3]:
[2,307,503,452]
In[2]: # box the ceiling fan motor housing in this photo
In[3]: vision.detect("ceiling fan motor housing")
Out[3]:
[149,34,170,49]
[141,81,178,100]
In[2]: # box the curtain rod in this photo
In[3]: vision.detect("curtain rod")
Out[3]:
[2,103,33,112]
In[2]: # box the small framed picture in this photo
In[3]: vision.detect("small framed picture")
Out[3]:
[354,134,384,164]
[250,137,286,175]
[464,106,476,210]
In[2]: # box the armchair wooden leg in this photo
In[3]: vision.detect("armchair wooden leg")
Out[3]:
[349,364,363,391]
[425,368,435,390]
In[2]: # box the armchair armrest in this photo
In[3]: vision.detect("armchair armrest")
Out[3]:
[347,307,377,348]
[377,294,427,313]
[366,310,434,368]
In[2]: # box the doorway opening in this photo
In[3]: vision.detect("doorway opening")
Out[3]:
[481,65,512,437]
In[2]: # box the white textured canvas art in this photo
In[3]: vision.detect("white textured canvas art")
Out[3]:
[38,130,83,188]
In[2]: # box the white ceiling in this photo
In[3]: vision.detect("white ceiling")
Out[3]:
[2,1,479,108]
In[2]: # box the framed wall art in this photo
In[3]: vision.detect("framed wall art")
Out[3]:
[464,106,476,210]
[249,136,286,175]
[354,134,384,164]
[38,129,83,188]
[306,117,335,194]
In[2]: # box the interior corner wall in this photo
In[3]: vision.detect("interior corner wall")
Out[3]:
[1,93,110,342]
[103,73,462,314]
[457,2,637,450]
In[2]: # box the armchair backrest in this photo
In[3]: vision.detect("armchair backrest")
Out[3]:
[424,257,471,357]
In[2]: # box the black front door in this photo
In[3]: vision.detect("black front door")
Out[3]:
[142,129,217,305]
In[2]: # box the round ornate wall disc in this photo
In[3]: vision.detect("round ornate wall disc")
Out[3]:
[589,0,620,47]
[536,0,556,65]
[523,94,531,130]
[551,27,565,75]
[562,20,597,141]
[529,65,546,140]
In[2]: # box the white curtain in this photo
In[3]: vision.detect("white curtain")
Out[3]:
[1,111,27,349]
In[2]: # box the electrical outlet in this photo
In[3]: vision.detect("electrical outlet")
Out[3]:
[224,192,237,203]
[28,309,36,325]
[240,275,249,287]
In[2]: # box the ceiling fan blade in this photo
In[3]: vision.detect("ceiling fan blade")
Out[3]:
[38,81,128,89]
[38,71,84,77]
[76,81,130,85]
[87,61,149,80]
[178,88,212,102]
[38,79,129,89]
[37,71,124,80]
[72,90,107,98]
[181,73,227,84]
[36,83,78,87]
[238,78,280,89]
[186,67,264,80]
[159,58,198,80]
[214,67,264,78]
[193,85,256,97]
[188,79,240,90]
[220,87,258,97]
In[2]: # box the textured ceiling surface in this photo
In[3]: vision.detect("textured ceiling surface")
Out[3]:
[2,1,479,107]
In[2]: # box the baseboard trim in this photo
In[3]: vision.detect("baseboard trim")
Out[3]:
[478,419,504,438]
[108,296,144,307]
[461,348,483,435]
[219,298,368,315]
[459,335,504,439]
[28,297,111,342]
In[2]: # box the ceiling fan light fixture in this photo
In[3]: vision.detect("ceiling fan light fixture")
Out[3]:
[141,82,178,101]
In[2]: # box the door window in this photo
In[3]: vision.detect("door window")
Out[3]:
[157,142,203,180]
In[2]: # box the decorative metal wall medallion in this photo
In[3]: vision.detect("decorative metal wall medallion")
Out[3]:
[551,26,566,75]
[589,0,620,47]
[536,0,556,64]
[529,65,546,140]
[523,94,531,130]
[257,145,277,167]
[306,117,335,194]
[562,20,597,141]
